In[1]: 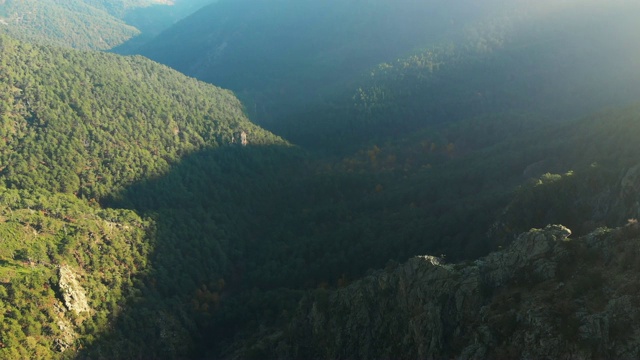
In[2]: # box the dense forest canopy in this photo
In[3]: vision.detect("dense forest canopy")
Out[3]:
[0,0,139,49]
[1,0,640,358]
[0,0,214,50]
[0,34,284,199]
[139,0,640,152]
[0,33,290,358]
[138,0,495,119]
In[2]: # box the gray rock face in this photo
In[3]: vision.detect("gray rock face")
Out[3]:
[54,316,77,352]
[236,223,640,359]
[58,265,90,314]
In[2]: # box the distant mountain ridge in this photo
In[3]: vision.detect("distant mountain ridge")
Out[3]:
[137,0,640,155]
[0,0,139,49]
[0,0,213,50]
[138,0,500,122]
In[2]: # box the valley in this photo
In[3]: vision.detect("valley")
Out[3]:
[1,0,640,358]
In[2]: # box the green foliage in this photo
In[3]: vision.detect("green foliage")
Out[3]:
[0,34,285,358]
[0,35,284,200]
[139,0,640,157]
[83,111,556,357]
[138,0,491,124]
[0,186,149,359]
[0,0,140,50]
[0,0,212,50]
[3,2,640,358]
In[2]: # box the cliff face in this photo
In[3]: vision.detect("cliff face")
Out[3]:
[236,224,640,359]
[58,266,91,315]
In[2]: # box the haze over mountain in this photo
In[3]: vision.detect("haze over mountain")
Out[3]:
[139,0,640,152]
[2,0,640,359]
[138,0,496,121]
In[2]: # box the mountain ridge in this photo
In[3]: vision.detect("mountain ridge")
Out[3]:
[231,222,640,359]
[2,1,640,358]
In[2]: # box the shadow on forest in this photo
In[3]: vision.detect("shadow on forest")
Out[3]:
[73,144,313,358]
[70,133,513,358]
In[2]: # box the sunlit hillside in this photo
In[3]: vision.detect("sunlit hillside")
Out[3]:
[0,0,213,50]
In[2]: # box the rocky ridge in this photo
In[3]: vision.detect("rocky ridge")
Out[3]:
[234,223,640,359]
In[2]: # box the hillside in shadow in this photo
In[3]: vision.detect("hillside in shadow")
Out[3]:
[70,96,640,358]
[72,113,571,357]
[111,0,214,54]
[73,144,306,358]
[72,96,640,358]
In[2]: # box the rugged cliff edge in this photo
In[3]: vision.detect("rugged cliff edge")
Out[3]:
[233,223,640,359]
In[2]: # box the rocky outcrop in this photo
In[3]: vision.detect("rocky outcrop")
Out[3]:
[54,314,77,352]
[234,223,640,359]
[58,265,90,314]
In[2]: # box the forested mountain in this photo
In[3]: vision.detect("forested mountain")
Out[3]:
[275,7,640,152]
[0,0,213,50]
[2,0,640,359]
[138,0,500,122]
[0,0,139,50]
[0,34,290,358]
[227,103,640,358]
[0,34,283,199]
[0,186,150,359]
[139,0,640,153]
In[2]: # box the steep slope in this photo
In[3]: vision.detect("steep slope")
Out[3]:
[65,114,540,358]
[0,0,140,50]
[0,35,288,358]
[113,0,216,54]
[0,186,150,359]
[138,0,500,122]
[0,34,284,199]
[191,102,640,358]
[236,223,640,359]
[139,0,640,155]
[75,101,640,359]
[0,0,213,50]
[271,0,640,152]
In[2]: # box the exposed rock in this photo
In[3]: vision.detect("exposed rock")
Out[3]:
[232,223,640,359]
[50,301,78,352]
[54,317,77,352]
[58,265,90,314]
[240,130,248,146]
